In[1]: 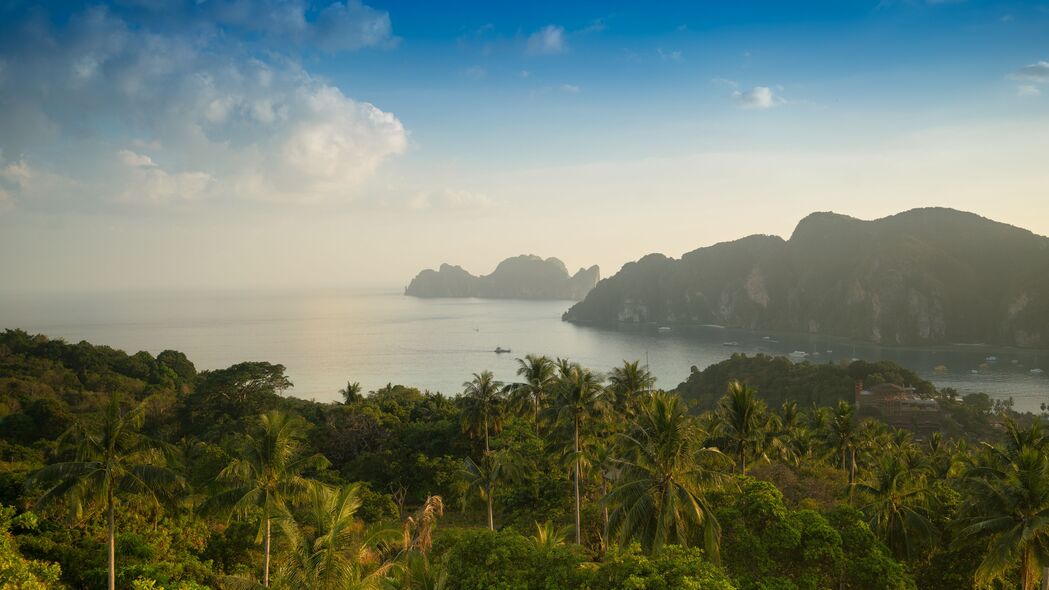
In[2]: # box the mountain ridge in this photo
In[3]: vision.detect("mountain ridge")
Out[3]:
[405,254,600,301]
[562,208,1049,347]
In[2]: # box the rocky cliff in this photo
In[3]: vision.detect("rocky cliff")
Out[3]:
[406,255,600,301]
[562,208,1049,347]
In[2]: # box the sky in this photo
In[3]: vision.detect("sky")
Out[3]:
[0,0,1047,292]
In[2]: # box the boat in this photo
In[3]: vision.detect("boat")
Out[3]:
[722,341,740,347]
[933,364,948,373]
[985,356,998,362]
[494,347,511,354]
[657,326,672,333]
[1032,368,1045,375]
[789,350,808,358]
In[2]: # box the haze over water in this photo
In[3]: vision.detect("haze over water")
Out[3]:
[2,289,1047,412]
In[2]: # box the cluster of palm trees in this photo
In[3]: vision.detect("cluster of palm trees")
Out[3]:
[460,357,1049,589]
[29,401,425,589]
[29,355,1049,590]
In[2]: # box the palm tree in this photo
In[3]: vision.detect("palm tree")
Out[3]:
[460,371,504,454]
[30,394,184,590]
[273,483,396,590]
[462,452,513,530]
[957,446,1049,590]
[712,380,766,475]
[554,365,607,544]
[827,400,859,484]
[955,420,1049,590]
[340,381,363,404]
[211,410,330,587]
[855,455,936,561]
[530,519,571,551]
[605,391,727,558]
[402,495,444,555]
[607,360,656,418]
[515,354,556,437]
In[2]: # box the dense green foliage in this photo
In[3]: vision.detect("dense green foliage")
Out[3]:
[0,329,1045,589]
[564,207,1049,347]
[677,353,934,410]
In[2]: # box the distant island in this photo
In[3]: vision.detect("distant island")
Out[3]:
[564,207,1049,347]
[405,254,600,300]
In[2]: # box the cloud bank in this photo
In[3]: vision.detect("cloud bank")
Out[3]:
[0,3,407,212]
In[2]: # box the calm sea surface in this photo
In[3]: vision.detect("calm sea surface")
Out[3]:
[2,288,1048,412]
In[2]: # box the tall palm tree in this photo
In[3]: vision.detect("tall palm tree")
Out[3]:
[462,452,513,530]
[955,420,1049,590]
[460,371,504,454]
[554,365,607,544]
[827,400,859,484]
[211,410,330,587]
[340,381,363,404]
[30,394,184,590]
[606,392,727,558]
[713,380,766,475]
[957,446,1049,590]
[515,354,556,437]
[607,360,656,418]
[273,483,396,590]
[855,455,936,561]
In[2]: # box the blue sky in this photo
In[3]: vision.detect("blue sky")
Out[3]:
[0,1,1047,290]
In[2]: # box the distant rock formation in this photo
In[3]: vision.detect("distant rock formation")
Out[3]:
[405,255,600,301]
[563,208,1049,347]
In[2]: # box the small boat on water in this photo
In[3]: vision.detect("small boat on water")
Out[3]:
[657,326,672,333]
[1032,368,1045,375]
[934,364,948,373]
[722,341,740,347]
[985,356,998,362]
[789,350,808,359]
[494,347,511,354]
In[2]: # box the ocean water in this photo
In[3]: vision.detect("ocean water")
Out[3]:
[1,288,1048,412]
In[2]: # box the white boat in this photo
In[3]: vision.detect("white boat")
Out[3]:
[1032,368,1045,375]
[722,341,740,347]
[657,326,672,333]
[985,356,998,362]
[789,350,808,358]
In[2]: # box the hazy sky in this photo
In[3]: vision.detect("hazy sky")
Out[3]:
[1,0,1047,292]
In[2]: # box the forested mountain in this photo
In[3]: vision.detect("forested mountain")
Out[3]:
[563,208,1049,347]
[406,255,600,300]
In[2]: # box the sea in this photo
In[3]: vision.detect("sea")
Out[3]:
[1,288,1048,412]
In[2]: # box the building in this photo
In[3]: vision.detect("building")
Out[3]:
[855,381,942,433]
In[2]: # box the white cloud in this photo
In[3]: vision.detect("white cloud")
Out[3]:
[462,66,487,80]
[657,48,683,61]
[117,150,156,167]
[526,25,567,55]
[1018,85,1042,97]
[732,86,779,109]
[314,0,396,51]
[560,84,581,94]
[408,188,491,211]
[1010,61,1049,82]
[0,6,408,208]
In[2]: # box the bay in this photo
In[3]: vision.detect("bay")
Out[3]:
[1,288,1047,412]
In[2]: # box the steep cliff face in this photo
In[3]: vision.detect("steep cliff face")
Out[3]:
[562,208,1049,347]
[405,255,600,301]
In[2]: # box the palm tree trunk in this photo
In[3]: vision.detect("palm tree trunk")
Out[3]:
[486,488,494,531]
[107,485,115,590]
[739,443,746,475]
[535,395,541,438]
[484,413,490,454]
[263,514,271,587]
[602,480,609,552]
[1041,566,1048,590]
[574,419,582,545]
